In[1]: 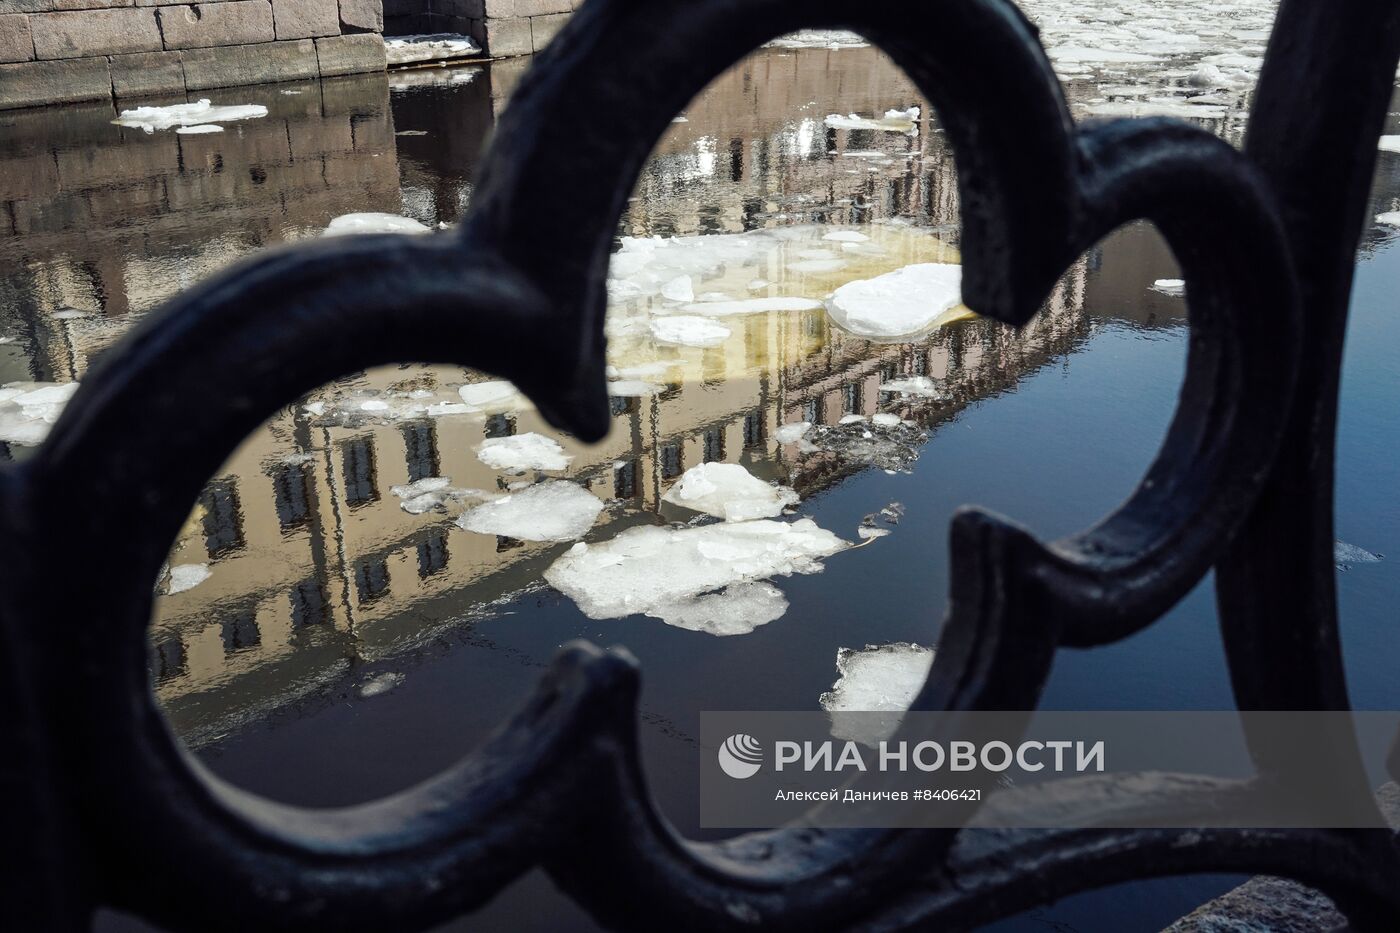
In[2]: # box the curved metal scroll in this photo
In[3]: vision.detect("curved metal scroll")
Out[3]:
[1,0,1398,930]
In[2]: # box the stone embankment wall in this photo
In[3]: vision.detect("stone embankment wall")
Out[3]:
[0,1,388,110]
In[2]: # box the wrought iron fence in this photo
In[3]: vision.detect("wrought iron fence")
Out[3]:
[2,0,1399,929]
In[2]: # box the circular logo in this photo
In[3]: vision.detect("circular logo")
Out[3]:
[718,733,763,779]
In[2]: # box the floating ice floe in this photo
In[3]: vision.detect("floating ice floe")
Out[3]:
[1377,211,1400,228]
[458,379,522,410]
[662,462,800,522]
[823,230,870,243]
[457,481,604,542]
[607,379,662,397]
[775,421,812,444]
[476,432,572,473]
[1048,46,1160,64]
[824,107,921,134]
[175,124,224,135]
[358,671,406,698]
[113,99,268,134]
[390,476,491,514]
[870,413,903,428]
[1078,99,1228,120]
[650,316,731,348]
[648,581,790,636]
[821,643,936,745]
[827,263,965,339]
[0,381,79,446]
[879,376,942,399]
[322,213,431,236]
[1382,137,1400,154]
[384,33,482,65]
[800,418,928,473]
[544,518,848,620]
[1335,541,1383,570]
[766,29,870,50]
[857,526,891,540]
[1152,278,1186,296]
[167,564,212,596]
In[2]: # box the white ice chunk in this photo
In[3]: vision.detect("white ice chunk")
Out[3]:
[175,124,224,135]
[1048,46,1159,64]
[1152,278,1186,296]
[0,380,79,446]
[820,643,935,744]
[822,230,870,242]
[879,376,942,398]
[607,379,662,396]
[827,263,963,339]
[1381,137,1400,154]
[871,412,902,427]
[775,421,812,444]
[167,564,212,595]
[384,33,482,65]
[1335,541,1383,566]
[458,380,520,409]
[456,481,603,542]
[661,275,695,302]
[545,518,848,620]
[323,212,431,236]
[358,672,406,698]
[788,258,848,274]
[662,462,800,522]
[648,582,789,636]
[824,107,920,134]
[1377,211,1400,227]
[857,526,891,540]
[650,315,731,347]
[113,99,268,133]
[766,29,870,50]
[476,432,571,472]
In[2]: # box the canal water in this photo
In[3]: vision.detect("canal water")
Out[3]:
[3,3,1400,930]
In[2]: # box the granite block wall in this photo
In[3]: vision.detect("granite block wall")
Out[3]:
[0,0,387,110]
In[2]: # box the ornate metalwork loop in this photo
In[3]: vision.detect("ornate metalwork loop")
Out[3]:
[3,0,1400,930]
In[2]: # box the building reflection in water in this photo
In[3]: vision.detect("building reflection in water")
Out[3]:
[0,46,1189,749]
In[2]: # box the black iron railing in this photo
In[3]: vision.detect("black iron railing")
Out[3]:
[3,0,1400,929]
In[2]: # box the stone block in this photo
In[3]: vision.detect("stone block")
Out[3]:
[1,2,54,12]
[530,11,567,50]
[110,49,186,97]
[0,57,111,109]
[514,0,570,15]
[180,36,317,89]
[271,0,338,40]
[0,14,33,63]
[30,8,161,59]
[337,0,381,33]
[482,15,529,57]
[157,2,274,50]
[314,32,384,76]
[52,0,134,8]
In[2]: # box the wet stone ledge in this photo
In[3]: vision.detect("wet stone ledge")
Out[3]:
[0,0,388,111]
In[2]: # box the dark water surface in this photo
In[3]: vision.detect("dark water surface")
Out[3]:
[2,33,1398,933]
